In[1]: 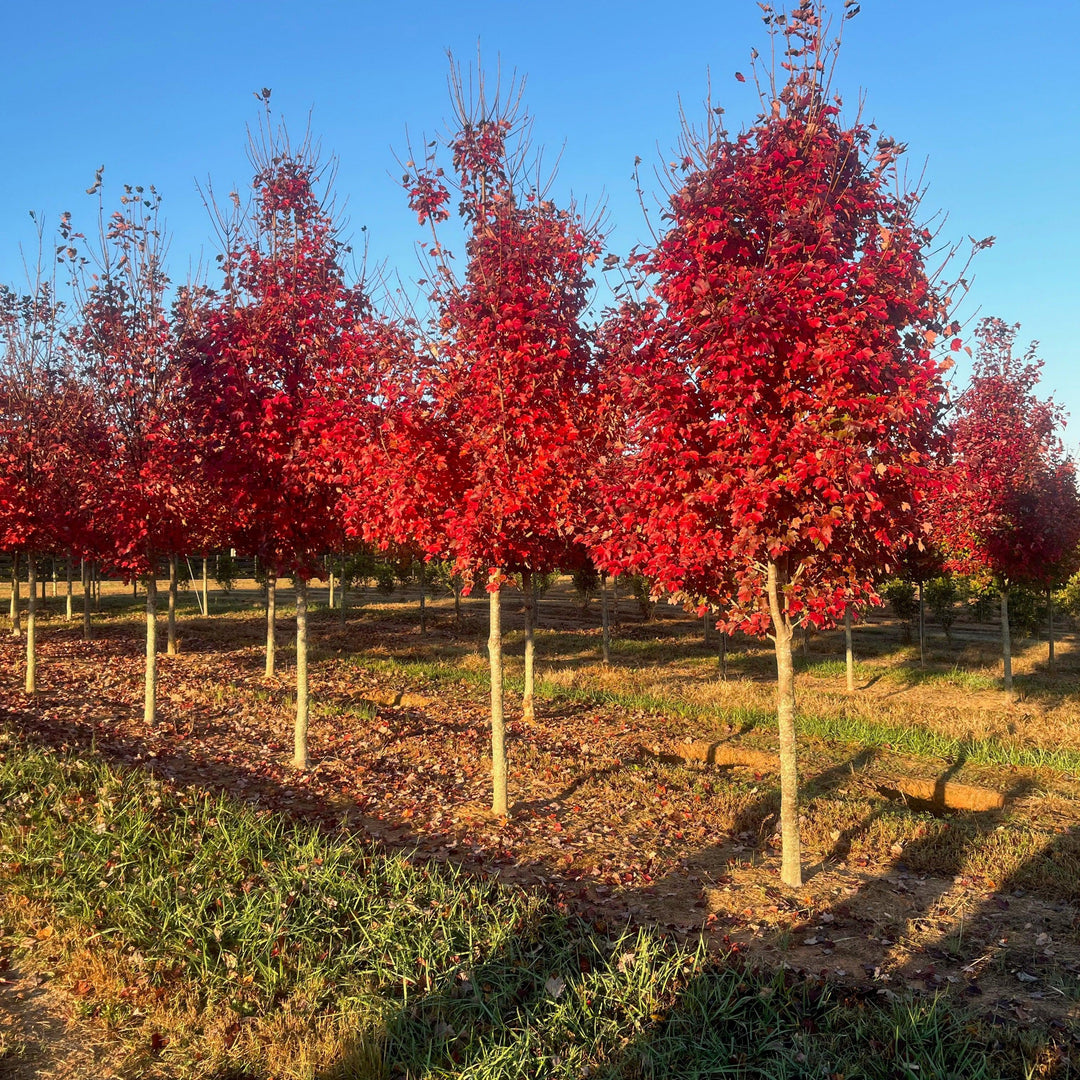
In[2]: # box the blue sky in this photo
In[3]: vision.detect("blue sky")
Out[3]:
[3,1,1076,441]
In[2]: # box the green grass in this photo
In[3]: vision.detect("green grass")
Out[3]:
[0,733,1063,1079]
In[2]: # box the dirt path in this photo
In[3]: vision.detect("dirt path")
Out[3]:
[0,955,124,1079]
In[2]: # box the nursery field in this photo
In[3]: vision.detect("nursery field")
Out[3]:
[3,577,1080,1078]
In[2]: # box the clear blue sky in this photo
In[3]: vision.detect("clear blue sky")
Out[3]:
[3,2,1076,441]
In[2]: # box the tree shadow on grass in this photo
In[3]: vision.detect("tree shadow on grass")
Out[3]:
[3,698,1076,1078]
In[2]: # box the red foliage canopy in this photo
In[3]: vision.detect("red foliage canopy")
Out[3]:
[395,87,603,587]
[190,138,367,579]
[934,317,1080,588]
[0,282,103,557]
[68,187,201,576]
[594,8,955,634]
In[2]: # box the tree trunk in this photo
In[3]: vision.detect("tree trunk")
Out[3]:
[419,561,427,636]
[488,584,507,816]
[25,553,37,695]
[844,607,855,693]
[767,560,802,889]
[600,572,611,665]
[202,555,210,617]
[1048,586,1056,675]
[453,584,462,628]
[918,581,925,666]
[719,631,728,681]
[294,578,309,770]
[167,555,178,655]
[339,578,348,627]
[265,576,277,678]
[51,557,58,598]
[10,553,20,638]
[145,573,158,725]
[522,570,536,723]
[82,560,92,641]
[328,571,335,611]
[65,553,73,621]
[1001,584,1013,691]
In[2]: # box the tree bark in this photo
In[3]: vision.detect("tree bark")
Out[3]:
[419,561,427,636]
[65,553,73,621]
[202,555,210,617]
[25,553,37,695]
[1001,584,1013,691]
[600,572,611,665]
[10,553,20,638]
[328,569,335,611]
[917,580,925,666]
[489,583,507,816]
[719,631,728,681]
[1048,586,1056,675]
[167,555,178,655]
[522,570,536,723]
[844,607,855,693]
[294,577,309,770]
[265,576,277,678]
[82,560,92,641]
[145,573,158,725]
[767,560,802,889]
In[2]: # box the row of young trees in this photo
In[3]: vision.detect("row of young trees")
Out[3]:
[3,2,1078,889]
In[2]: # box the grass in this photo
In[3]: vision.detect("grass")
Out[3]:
[0,735,1065,1079]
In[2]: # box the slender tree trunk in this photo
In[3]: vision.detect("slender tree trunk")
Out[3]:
[10,553,21,638]
[25,553,37,695]
[294,578,309,770]
[328,570,335,611]
[167,555,178,655]
[918,581,925,666]
[82,560,92,641]
[419,561,427,636]
[844,608,855,693]
[767,560,802,889]
[1048,586,1056,675]
[145,573,158,726]
[265,576,277,678]
[600,572,611,665]
[522,570,536,723]
[453,585,462,628]
[51,558,57,598]
[719,631,728,681]
[202,555,209,617]
[488,583,507,816]
[65,553,73,621]
[339,578,348,627]
[1001,584,1013,691]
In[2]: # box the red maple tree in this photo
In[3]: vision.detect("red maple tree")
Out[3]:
[594,2,973,886]
[397,67,604,815]
[68,179,200,724]
[0,246,104,692]
[934,317,1080,689]
[190,109,370,769]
